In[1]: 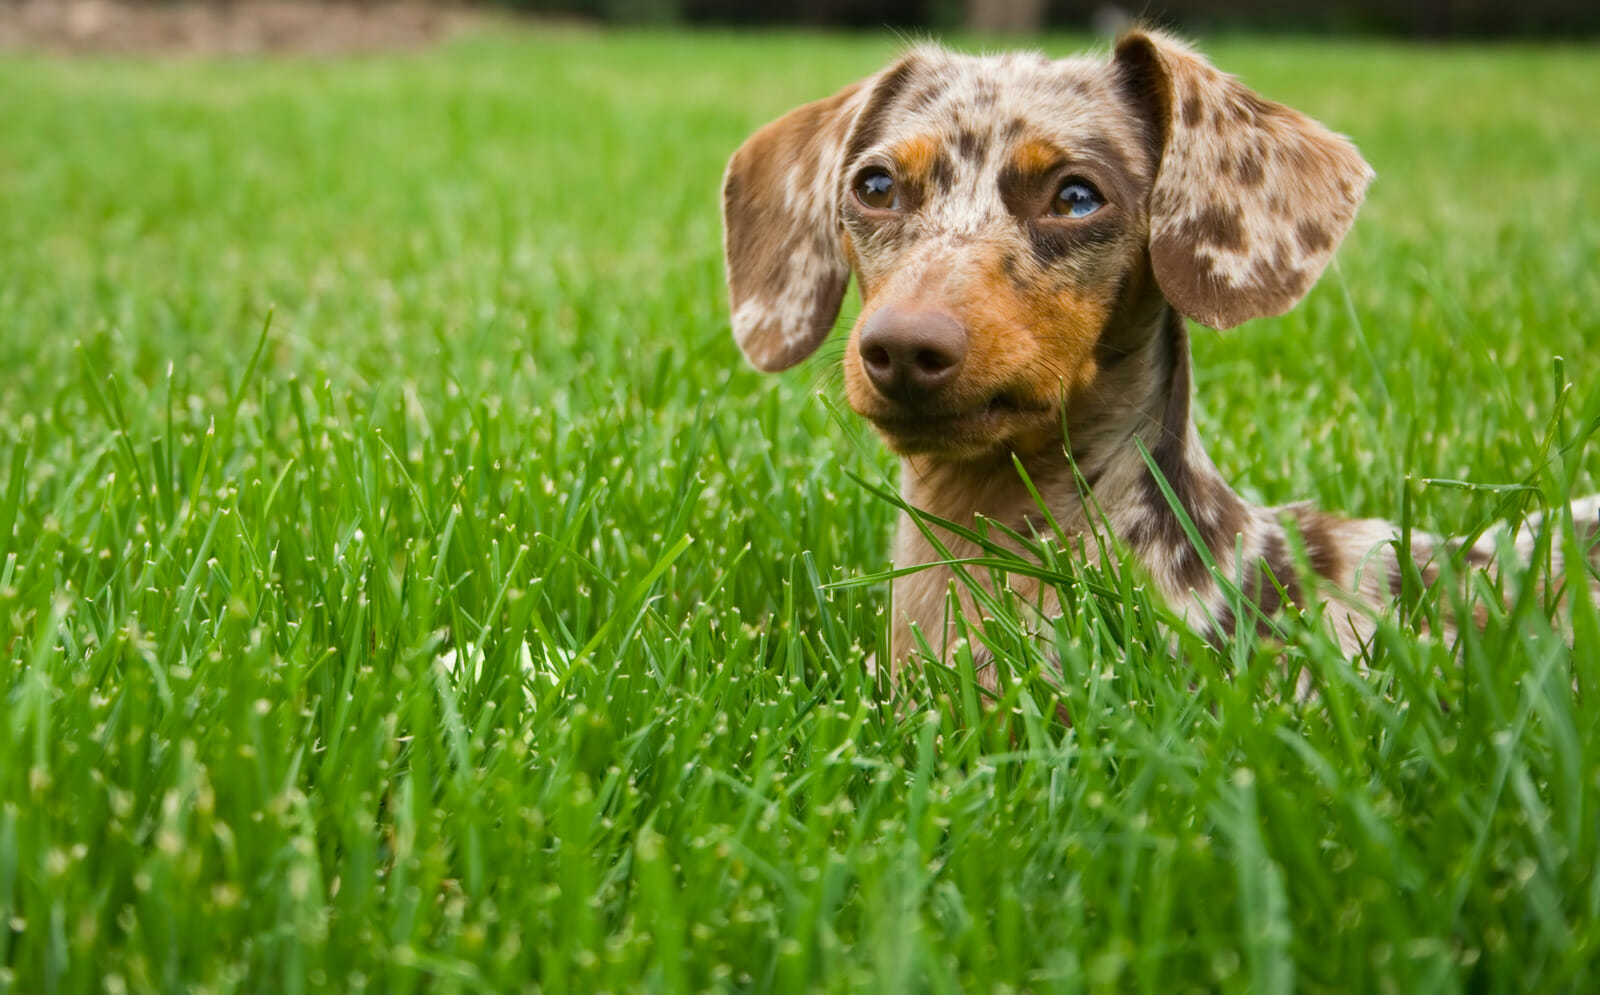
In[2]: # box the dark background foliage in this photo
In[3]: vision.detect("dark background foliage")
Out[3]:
[497,0,1600,37]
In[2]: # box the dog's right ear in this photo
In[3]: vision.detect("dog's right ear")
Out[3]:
[722,82,868,372]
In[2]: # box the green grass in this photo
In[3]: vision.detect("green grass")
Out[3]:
[2,26,1599,993]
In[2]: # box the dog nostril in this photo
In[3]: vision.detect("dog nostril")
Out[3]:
[915,347,956,373]
[862,344,893,371]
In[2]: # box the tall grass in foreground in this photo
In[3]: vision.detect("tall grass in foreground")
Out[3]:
[1,29,1598,993]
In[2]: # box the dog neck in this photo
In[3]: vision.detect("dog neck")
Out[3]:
[889,302,1303,668]
[899,303,1250,550]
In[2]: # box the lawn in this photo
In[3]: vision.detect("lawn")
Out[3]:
[2,25,1599,993]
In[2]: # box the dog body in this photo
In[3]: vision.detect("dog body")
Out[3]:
[722,33,1587,682]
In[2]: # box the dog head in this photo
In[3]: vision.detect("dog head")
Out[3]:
[722,31,1372,459]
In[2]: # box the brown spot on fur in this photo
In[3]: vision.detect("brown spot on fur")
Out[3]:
[929,151,956,192]
[1233,152,1265,187]
[1240,90,1273,120]
[956,128,983,163]
[1211,601,1237,640]
[1189,206,1247,252]
[1293,509,1345,582]
[1388,563,1406,601]
[809,271,848,332]
[996,163,1039,220]
[1181,95,1203,126]
[1296,219,1333,254]
[902,79,947,116]
[1251,532,1301,622]
[1169,542,1209,592]
[1222,91,1271,126]
[1000,250,1022,287]
[1407,545,1444,588]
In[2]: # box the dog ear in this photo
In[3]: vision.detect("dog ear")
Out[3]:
[721,81,869,372]
[1113,30,1374,330]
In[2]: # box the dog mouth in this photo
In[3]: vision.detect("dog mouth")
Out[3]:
[863,392,1056,455]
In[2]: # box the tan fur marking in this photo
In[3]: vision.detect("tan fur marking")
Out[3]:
[1010,137,1063,179]
[893,134,941,182]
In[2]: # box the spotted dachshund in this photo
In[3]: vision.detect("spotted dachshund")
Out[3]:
[721,30,1598,684]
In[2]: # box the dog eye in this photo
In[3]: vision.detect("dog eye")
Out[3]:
[855,169,899,210]
[1051,181,1104,219]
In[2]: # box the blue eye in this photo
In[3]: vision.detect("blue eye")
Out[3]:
[1052,181,1104,218]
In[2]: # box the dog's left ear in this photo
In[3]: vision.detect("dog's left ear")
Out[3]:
[1114,30,1374,330]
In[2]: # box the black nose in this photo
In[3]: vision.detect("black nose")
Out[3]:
[857,306,969,405]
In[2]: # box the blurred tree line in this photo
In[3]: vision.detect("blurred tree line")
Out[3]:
[103,0,1600,36]
[492,0,1600,36]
